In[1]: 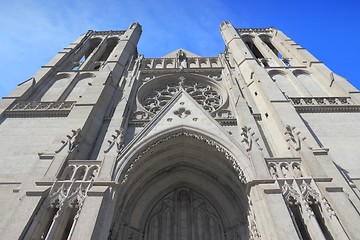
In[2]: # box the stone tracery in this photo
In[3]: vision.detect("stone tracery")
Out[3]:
[141,77,221,115]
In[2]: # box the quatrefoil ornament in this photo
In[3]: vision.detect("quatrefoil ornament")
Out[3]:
[174,107,191,118]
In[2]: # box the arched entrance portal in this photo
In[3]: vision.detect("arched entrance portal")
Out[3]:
[110,131,251,240]
[145,187,224,240]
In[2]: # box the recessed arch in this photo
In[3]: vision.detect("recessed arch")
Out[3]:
[109,128,252,239]
[292,69,328,96]
[98,37,120,61]
[240,33,255,41]
[292,69,311,77]
[268,69,301,96]
[63,72,96,101]
[113,127,251,184]
[39,73,72,102]
[268,69,286,77]
[258,33,273,39]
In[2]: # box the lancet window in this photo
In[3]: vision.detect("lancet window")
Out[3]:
[98,37,119,61]
[281,181,337,240]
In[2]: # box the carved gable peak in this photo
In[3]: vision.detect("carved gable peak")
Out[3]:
[162,48,201,58]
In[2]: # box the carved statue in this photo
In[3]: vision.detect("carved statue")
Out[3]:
[177,49,187,68]
[68,128,82,152]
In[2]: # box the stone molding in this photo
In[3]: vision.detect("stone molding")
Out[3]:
[4,101,75,118]
[236,27,274,34]
[93,30,126,36]
[289,97,360,113]
[119,131,247,185]
[266,158,306,179]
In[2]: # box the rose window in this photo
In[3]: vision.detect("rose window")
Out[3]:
[141,81,221,114]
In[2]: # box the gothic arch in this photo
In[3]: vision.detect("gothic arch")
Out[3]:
[292,69,328,96]
[268,69,300,96]
[113,127,252,183]
[38,73,72,101]
[63,72,96,101]
[98,37,120,61]
[108,128,254,239]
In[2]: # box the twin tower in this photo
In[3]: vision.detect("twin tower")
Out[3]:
[0,22,359,239]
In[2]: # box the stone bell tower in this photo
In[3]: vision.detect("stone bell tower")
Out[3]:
[0,21,359,240]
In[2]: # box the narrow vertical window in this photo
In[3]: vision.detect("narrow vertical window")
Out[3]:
[99,37,119,61]
[309,199,334,240]
[61,207,78,240]
[289,204,311,240]
[244,41,265,59]
[71,38,102,71]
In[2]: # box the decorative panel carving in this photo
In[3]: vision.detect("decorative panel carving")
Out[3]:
[145,188,225,240]
[4,101,75,117]
[266,158,306,179]
[141,80,221,115]
[60,160,101,181]
[289,97,360,112]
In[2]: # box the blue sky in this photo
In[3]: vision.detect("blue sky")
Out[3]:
[0,0,359,97]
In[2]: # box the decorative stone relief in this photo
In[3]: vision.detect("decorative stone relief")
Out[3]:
[140,57,222,70]
[173,107,191,118]
[49,182,88,209]
[55,128,82,153]
[4,101,76,117]
[281,180,337,219]
[118,132,247,184]
[284,125,306,151]
[248,201,261,240]
[267,159,305,179]
[60,160,101,181]
[104,128,125,153]
[290,97,353,106]
[213,110,237,126]
[289,97,360,113]
[141,77,221,115]
[281,181,301,205]
[240,126,262,152]
[144,188,224,240]
[321,196,336,219]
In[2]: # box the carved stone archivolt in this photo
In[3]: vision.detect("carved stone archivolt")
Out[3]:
[247,202,261,240]
[117,132,247,184]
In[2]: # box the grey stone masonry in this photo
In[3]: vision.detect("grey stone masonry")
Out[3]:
[0,22,358,240]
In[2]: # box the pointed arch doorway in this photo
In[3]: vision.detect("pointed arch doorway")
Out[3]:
[145,187,224,240]
[110,131,251,240]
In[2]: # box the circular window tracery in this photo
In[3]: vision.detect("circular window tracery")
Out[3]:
[140,76,222,115]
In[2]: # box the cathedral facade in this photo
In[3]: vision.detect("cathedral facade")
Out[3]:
[0,22,359,239]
